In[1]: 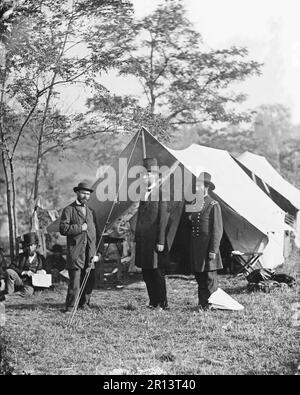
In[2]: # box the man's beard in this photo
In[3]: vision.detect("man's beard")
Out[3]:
[79,198,88,205]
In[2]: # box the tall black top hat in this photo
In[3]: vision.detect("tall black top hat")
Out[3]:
[198,172,215,191]
[73,182,94,193]
[23,232,39,246]
[143,157,158,172]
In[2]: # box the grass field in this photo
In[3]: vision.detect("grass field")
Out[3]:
[0,251,299,376]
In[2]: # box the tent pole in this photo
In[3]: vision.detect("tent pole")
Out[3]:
[141,127,147,159]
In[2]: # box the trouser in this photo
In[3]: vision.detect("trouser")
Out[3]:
[142,268,168,308]
[6,268,34,296]
[66,267,95,310]
[195,270,218,306]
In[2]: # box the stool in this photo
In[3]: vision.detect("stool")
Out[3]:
[231,251,263,276]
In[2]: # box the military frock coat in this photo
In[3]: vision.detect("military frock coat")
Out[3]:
[188,195,223,273]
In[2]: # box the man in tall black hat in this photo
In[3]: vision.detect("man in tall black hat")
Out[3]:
[59,182,100,313]
[187,172,223,311]
[6,232,46,296]
[135,158,170,310]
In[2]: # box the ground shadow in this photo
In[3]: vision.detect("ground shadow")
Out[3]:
[5,302,64,311]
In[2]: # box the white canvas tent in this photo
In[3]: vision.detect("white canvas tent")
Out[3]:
[48,129,289,270]
[236,151,300,246]
[167,144,289,269]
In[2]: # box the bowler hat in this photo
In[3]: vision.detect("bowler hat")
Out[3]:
[73,182,94,194]
[198,172,215,191]
[23,232,39,246]
[143,157,159,172]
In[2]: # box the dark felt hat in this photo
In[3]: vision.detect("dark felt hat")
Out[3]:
[143,157,159,172]
[23,232,39,246]
[73,182,94,193]
[50,244,63,254]
[198,172,215,190]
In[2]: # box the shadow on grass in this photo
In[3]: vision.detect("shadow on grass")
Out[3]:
[5,303,64,311]
[222,285,248,295]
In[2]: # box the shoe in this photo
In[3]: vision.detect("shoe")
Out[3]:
[64,309,73,314]
[147,304,158,309]
[197,304,212,312]
[79,304,91,311]
[159,302,170,311]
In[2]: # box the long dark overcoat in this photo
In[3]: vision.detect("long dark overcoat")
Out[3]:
[135,198,170,270]
[188,195,223,273]
[59,202,97,270]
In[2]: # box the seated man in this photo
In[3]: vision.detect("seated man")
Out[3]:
[45,244,66,283]
[6,232,46,297]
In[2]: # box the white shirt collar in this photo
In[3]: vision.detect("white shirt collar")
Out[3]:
[28,253,36,263]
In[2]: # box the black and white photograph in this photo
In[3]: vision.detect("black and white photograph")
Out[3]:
[0,0,299,378]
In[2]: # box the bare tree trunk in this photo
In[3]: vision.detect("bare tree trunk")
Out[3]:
[1,154,16,260]
[9,157,18,240]
[33,82,55,202]
[33,5,75,201]
[0,54,16,259]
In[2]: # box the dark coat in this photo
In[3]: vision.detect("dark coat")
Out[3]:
[0,249,7,281]
[10,252,45,276]
[188,195,223,273]
[59,202,97,270]
[135,197,170,270]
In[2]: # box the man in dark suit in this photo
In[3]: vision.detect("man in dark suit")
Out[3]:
[135,158,170,310]
[60,182,100,313]
[187,173,223,311]
[6,232,46,296]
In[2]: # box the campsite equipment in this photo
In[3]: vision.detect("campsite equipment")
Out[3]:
[246,268,275,283]
[246,268,296,293]
[231,251,263,275]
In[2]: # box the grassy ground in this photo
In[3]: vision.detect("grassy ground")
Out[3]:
[0,251,299,376]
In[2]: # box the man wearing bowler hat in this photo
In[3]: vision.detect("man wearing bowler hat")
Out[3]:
[187,172,223,311]
[60,182,100,313]
[6,232,46,296]
[135,158,170,310]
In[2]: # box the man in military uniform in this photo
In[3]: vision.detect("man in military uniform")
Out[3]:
[6,232,46,296]
[59,182,100,313]
[187,172,223,310]
[135,158,170,310]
